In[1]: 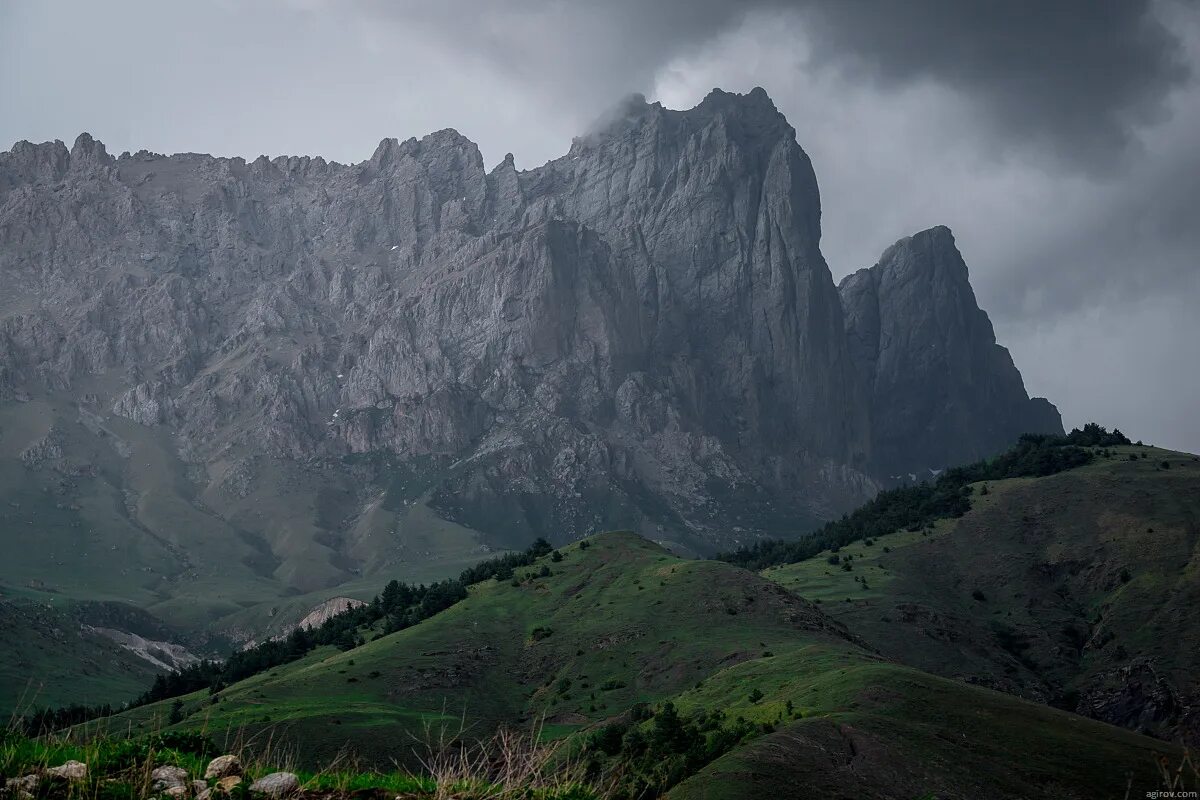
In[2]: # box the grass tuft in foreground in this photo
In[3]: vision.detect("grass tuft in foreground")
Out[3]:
[0,722,604,799]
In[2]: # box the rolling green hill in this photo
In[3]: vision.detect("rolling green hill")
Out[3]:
[95,530,1180,799]
[761,444,1200,747]
[0,597,167,714]
[102,534,856,760]
[0,390,504,713]
[0,391,498,637]
[17,429,1199,797]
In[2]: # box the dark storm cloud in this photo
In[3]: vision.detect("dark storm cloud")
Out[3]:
[382,0,1191,170]
[797,0,1191,171]
[647,5,1200,312]
[992,124,1200,320]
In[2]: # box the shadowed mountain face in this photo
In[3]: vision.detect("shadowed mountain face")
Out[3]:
[0,89,1058,605]
[839,226,1064,478]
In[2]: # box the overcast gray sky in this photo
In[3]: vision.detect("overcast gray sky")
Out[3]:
[2,0,1198,452]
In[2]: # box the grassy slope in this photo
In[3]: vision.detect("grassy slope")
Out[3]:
[0,389,497,642]
[0,390,494,620]
[764,445,1200,743]
[106,533,855,764]
[0,599,162,714]
[0,392,280,619]
[669,650,1170,800]
[101,532,1180,798]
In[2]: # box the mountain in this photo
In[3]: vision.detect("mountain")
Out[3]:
[839,226,1063,477]
[763,443,1200,745]
[0,89,1059,640]
[105,531,1177,799]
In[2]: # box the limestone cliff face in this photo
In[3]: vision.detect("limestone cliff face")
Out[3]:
[0,89,1055,568]
[839,226,1062,478]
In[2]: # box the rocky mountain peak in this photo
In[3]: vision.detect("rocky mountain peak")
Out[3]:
[571,87,789,161]
[839,226,1061,477]
[0,88,1058,580]
[876,224,960,277]
[366,129,485,187]
[0,139,71,189]
[694,85,781,117]
[369,135,407,165]
[69,132,113,170]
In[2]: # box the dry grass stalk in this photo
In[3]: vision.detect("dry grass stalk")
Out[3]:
[407,715,603,799]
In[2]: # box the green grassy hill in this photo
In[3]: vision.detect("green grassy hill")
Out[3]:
[0,598,164,714]
[97,530,1180,798]
[670,657,1170,800]
[0,391,496,634]
[762,444,1200,745]
[0,390,501,711]
[104,534,855,760]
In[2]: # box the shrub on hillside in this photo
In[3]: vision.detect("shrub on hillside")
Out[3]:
[586,702,762,797]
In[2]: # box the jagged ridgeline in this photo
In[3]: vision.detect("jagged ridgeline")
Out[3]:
[0,88,1059,590]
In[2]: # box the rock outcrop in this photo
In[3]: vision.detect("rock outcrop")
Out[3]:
[294,597,366,632]
[204,755,243,781]
[0,89,1059,567]
[249,772,301,797]
[149,765,189,793]
[87,626,200,672]
[839,226,1061,477]
[45,761,87,782]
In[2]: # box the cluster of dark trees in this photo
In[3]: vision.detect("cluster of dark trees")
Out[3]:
[457,537,553,583]
[21,538,557,734]
[19,703,118,735]
[718,425,1132,571]
[587,702,766,798]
